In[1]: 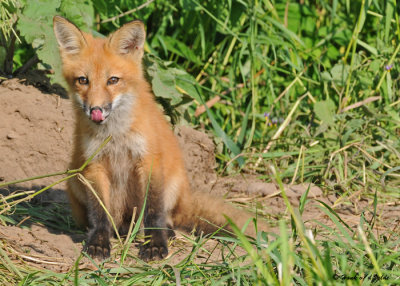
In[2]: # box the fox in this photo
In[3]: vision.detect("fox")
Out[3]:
[53,16,266,261]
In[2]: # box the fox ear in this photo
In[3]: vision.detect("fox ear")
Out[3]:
[53,16,86,54]
[109,20,145,58]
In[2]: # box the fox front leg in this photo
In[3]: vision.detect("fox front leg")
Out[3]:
[139,179,169,261]
[82,163,112,259]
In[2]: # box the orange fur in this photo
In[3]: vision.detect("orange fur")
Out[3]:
[53,16,266,260]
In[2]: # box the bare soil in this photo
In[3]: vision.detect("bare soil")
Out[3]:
[0,79,398,272]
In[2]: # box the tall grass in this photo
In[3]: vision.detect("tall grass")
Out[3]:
[112,0,400,199]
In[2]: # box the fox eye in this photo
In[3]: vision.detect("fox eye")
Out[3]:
[77,76,89,85]
[107,76,119,85]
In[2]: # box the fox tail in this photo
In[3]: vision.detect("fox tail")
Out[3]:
[173,190,267,237]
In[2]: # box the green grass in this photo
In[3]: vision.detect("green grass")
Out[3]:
[0,173,399,285]
[1,0,400,284]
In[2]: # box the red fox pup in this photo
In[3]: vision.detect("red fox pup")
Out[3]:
[53,16,265,261]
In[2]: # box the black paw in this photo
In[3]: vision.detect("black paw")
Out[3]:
[139,238,168,261]
[167,228,176,239]
[83,229,111,260]
[166,223,176,239]
[117,223,130,237]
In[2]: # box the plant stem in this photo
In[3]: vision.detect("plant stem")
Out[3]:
[100,0,155,24]
[245,1,258,149]
[374,42,400,95]
[0,174,77,214]
[4,30,16,76]
[342,0,369,110]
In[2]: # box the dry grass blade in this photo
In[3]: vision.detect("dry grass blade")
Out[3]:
[340,96,381,112]
[99,0,155,24]
[124,207,137,246]
[77,173,122,245]
[255,93,308,168]
[0,174,77,215]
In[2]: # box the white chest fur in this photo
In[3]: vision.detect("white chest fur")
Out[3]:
[82,131,147,162]
[82,131,147,191]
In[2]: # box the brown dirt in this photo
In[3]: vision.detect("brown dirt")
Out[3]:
[0,78,73,189]
[0,79,398,272]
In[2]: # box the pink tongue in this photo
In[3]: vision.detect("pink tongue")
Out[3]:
[91,109,104,122]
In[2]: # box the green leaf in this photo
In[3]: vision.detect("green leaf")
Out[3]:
[384,0,395,43]
[237,103,251,147]
[158,35,202,66]
[330,63,350,86]
[19,0,60,27]
[314,99,336,126]
[0,214,17,225]
[327,45,340,60]
[150,65,182,105]
[369,59,381,72]
[384,105,400,123]
[17,0,60,44]
[264,16,305,48]
[143,55,195,124]
[60,0,94,31]
[0,46,6,68]
[175,73,202,103]
[357,39,378,56]
[17,0,64,83]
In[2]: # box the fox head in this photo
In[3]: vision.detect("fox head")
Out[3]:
[53,16,145,125]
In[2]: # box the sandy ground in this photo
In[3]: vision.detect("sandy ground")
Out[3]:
[0,79,398,272]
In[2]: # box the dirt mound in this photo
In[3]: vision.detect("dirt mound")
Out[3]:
[0,78,73,188]
[175,125,217,193]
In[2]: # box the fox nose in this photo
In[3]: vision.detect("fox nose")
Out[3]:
[90,106,103,113]
[90,106,104,123]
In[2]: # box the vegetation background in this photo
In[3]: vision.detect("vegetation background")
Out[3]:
[0,0,399,284]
